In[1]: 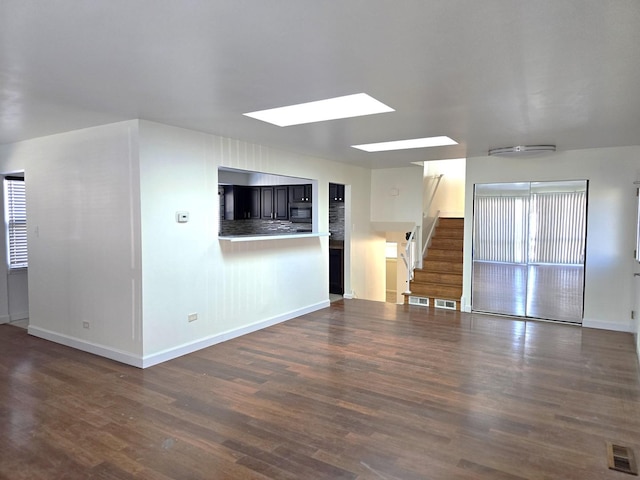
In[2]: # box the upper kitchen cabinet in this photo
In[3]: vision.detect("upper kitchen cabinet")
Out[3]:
[223,185,243,220]
[289,184,312,203]
[261,186,288,220]
[224,185,261,220]
[248,187,261,219]
[329,183,345,203]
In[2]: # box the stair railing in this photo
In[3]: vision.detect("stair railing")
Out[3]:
[422,210,440,261]
[419,173,444,269]
[403,173,445,293]
[400,225,419,294]
[423,174,444,214]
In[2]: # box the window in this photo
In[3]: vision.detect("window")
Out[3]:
[4,176,27,269]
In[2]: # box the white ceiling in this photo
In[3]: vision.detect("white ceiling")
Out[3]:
[1,0,639,169]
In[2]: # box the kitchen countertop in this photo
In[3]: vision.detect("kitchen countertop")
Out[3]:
[219,232,329,242]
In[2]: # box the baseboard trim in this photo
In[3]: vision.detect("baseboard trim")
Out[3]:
[0,314,10,325]
[141,300,330,368]
[582,318,633,333]
[28,326,143,367]
[10,311,29,322]
[27,301,331,369]
[343,292,355,300]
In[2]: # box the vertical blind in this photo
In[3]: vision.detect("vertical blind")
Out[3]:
[473,196,528,263]
[474,190,586,265]
[5,178,27,269]
[529,192,586,264]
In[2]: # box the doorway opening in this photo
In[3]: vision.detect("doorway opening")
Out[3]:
[329,183,345,298]
[471,180,587,323]
[1,172,29,330]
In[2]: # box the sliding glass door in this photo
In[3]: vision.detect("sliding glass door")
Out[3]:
[472,181,587,323]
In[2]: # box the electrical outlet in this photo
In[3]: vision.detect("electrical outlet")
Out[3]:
[188,313,198,322]
[83,321,90,329]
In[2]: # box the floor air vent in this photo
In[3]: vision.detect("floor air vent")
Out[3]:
[607,443,638,475]
[408,296,429,307]
[434,299,456,310]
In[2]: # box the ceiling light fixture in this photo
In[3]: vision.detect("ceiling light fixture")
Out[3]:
[352,136,458,152]
[488,145,556,157]
[243,93,394,127]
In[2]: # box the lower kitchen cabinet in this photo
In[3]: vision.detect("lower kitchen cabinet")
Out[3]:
[329,247,344,295]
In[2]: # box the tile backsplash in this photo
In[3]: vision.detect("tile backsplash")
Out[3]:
[329,203,345,241]
[220,219,311,236]
[219,202,344,239]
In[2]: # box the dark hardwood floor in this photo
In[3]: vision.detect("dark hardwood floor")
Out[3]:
[1,300,639,479]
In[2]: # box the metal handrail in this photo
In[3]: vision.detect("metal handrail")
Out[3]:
[423,174,444,215]
[422,210,440,260]
[401,173,445,294]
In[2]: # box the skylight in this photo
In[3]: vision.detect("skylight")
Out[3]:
[243,93,394,127]
[352,136,458,152]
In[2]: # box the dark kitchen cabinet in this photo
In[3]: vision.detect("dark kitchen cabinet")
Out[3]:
[261,186,289,219]
[248,187,261,219]
[261,188,273,219]
[275,186,289,218]
[225,186,260,219]
[289,184,312,203]
[224,185,243,219]
[329,246,344,294]
[329,183,344,203]
[224,186,234,220]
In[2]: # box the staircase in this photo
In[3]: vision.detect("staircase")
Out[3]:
[406,218,463,309]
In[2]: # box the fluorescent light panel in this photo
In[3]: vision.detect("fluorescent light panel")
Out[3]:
[243,93,394,127]
[352,136,458,152]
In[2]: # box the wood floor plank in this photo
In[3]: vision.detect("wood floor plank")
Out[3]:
[1,300,640,479]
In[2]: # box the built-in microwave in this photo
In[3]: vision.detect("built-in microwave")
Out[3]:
[289,203,312,223]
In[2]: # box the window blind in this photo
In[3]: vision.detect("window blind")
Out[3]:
[5,178,27,269]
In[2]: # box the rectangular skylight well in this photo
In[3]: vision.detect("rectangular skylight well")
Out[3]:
[243,93,394,127]
[352,136,458,152]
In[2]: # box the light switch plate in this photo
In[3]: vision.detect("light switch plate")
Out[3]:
[176,211,189,223]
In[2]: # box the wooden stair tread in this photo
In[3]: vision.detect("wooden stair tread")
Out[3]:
[421,261,463,273]
[426,249,463,261]
[413,271,462,285]
[430,238,463,249]
[408,284,462,298]
[407,217,464,306]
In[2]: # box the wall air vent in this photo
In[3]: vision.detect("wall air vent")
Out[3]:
[607,442,638,475]
[435,299,456,310]
[408,296,429,307]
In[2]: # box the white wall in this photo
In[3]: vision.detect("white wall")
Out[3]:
[0,119,384,366]
[463,146,640,332]
[370,166,423,294]
[424,158,466,218]
[371,166,423,224]
[0,121,144,363]
[8,270,29,321]
[138,121,384,363]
